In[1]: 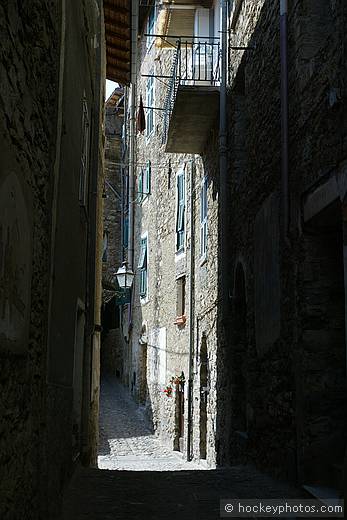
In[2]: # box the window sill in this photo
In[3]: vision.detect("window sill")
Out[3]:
[140,295,149,305]
[175,249,185,262]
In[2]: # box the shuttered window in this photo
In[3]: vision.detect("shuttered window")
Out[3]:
[176,171,185,252]
[200,177,208,259]
[138,236,148,298]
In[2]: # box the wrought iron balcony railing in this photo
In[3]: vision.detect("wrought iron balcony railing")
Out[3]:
[163,37,221,145]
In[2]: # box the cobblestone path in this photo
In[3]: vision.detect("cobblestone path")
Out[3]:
[98,376,202,471]
[62,377,307,519]
[62,465,305,520]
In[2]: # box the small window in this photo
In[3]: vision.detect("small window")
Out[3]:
[102,231,108,262]
[200,178,208,259]
[146,74,155,137]
[176,171,185,252]
[176,276,186,317]
[143,160,151,196]
[79,98,90,206]
[138,161,151,202]
[138,169,143,202]
[138,235,148,298]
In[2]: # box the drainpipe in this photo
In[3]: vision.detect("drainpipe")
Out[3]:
[186,159,196,462]
[219,0,229,314]
[126,0,139,387]
[128,0,139,272]
[280,0,289,241]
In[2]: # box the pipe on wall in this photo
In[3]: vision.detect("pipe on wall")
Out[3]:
[280,0,290,241]
[219,0,230,316]
[186,158,196,462]
[128,0,139,272]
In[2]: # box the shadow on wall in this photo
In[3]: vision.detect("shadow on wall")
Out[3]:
[214,0,346,489]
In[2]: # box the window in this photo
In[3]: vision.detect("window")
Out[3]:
[176,170,185,252]
[200,178,208,259]
[138,235,148,298]
[143,160,151,196]
[138,161,151,202]
[102,231,108,262]
[146,74,154,137]
[79,98,90,205]
[147,7,156,50]
[176,276,186,317]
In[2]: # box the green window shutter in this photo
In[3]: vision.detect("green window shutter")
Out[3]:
[146,160,151,195]
[138,169,143,201]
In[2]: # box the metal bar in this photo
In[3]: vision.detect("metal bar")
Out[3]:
[205,41,207,81]
[140,105,166,111]
[141,74,173,78]
[144,33,220,40]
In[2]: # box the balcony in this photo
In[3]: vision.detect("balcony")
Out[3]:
[163,37,220,154]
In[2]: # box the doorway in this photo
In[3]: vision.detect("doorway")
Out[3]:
[230,263,248,461]
[174,377,185,452]
[199,333,208,460]
[300,201,346,493]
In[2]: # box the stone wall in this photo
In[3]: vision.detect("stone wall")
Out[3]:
[101,90,124,376]
[0,1,105,518]
[221,0,347,486]
[0,2,59,517]
[127,18,221,466]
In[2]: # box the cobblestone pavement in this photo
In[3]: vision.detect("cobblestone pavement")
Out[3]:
[98,376,202,471]
[62,377,308,520]
[62,465,306,520]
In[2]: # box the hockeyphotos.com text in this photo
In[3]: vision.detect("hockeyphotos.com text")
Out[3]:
[220,499,344,517]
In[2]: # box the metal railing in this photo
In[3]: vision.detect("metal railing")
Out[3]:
[163,37,221,144]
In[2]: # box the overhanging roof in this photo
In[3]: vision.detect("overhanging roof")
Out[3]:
[104,0,131,85]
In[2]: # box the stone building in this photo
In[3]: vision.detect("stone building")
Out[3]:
[101,87,127,377]
[0,1,131,518]
[120,0,223,467]
[220,0,347,498]
[118,0,347,499]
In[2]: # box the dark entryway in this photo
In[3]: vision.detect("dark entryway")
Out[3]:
[229,263,248,461]
[299,201,346,494]
[199,333,208,460]
[174,378,185,452]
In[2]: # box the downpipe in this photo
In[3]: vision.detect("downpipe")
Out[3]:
[128,0,139,272]
[127,0,139,384]
[280,0,290,242]
[186,159,196,462]
[219,0,229,316]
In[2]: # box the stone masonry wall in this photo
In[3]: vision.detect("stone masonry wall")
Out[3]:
[0,1,59,517]
[221,0,347,483]
[129,13,220,466]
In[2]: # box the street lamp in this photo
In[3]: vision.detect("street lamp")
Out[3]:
[114,261,134,289]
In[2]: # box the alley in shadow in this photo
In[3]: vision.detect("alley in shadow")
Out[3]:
[98,376,202,471]
[62,376,307,519]
[62,464,306,520]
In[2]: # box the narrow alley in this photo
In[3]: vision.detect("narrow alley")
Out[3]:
[62,378,305,519]
[98,376,202,471]
[1,0,347,519]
